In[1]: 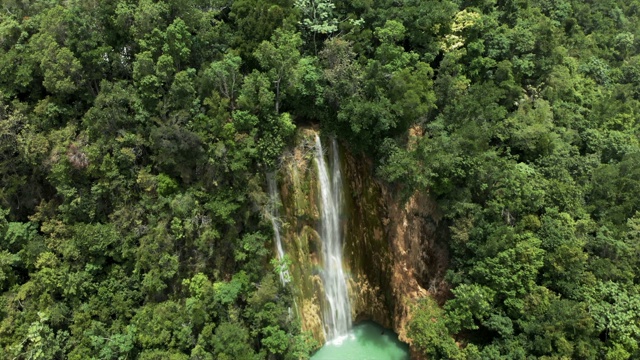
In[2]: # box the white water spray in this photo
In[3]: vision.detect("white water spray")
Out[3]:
[267,173,290,285]
[314,135,352,341]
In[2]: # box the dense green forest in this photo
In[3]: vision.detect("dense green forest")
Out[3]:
[1,0,640,358]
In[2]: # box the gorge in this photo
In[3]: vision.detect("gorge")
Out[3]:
[267,128,449,354]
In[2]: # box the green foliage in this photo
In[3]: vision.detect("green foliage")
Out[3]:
[378,0,640,357]
[588,282,640,353]
[2,0,640,358]
[254,29,304,114]
[204,52,243,111]
[408,297,462,359]
[295,0,339,41]
[211,321,255,360]
[230,0,297,60]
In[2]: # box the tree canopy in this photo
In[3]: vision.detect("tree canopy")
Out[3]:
[1,0,640,358]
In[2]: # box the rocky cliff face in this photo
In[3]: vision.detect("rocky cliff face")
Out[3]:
[273,128,448,351]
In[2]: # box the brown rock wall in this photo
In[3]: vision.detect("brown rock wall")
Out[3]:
[275,128,448,355]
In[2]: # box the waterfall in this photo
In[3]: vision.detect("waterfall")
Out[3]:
[314,135,352,341]
[267,173,290,285]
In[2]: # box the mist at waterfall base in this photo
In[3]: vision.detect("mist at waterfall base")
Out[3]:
[310,321,410,360]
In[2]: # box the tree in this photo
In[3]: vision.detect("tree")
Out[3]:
[409,297,462,359]
[254,29,303,114]
[211,322,255,360]
[294,0,338,52]
[204,52,243,111]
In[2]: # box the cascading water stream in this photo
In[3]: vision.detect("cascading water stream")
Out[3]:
[314,135,352,341]
[266,173,290,285]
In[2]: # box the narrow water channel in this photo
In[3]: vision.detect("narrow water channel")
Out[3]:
[310,321,410,360]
